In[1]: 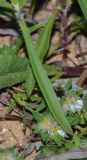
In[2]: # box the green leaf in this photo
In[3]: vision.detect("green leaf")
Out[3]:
[26,12,57,96]
[43,64,60,76]
[36,100,46,112]
[65,142,76,150]
[30,95,42,102]
[40,144,61,155]
[0,71,26,89]
[30,21,46,33]
[50,72,63,82]
[30,0,36,14]
[18,0,27,7]
[0,44,14,55]
[18,18,73,135]
[14,21,46,53]
[64,79,72,90]
[7,100,16,113]
[23,107,27,130]
[0,54,28,89]
[54,135,62,146]
[11,0,28,11]
[13,93,26,106]
[0,0,13,11]
[41,132,52,143]
[0,54,28,75]
[0,20,46,90]
[33,112,42,122]
[77,0,87,19]
[15,93,27,100]
[67,114,80,126]
[73,134,80,147]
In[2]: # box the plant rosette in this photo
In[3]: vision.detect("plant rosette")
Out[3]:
[32,112,68,145]
[53,80,86,117]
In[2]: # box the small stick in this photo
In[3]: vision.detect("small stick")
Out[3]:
[40,149,87,160]
[76,68,87,87]
[0,28,19,37]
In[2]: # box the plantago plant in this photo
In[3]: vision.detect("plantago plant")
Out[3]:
[3,0,73,134]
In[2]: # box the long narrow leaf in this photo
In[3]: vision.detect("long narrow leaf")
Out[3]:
[77,0,87,19]
[36,12,57,60]
[26,13,57,96]
[14,21,46,54]
[0,0,14,12]
[18,19,73,135]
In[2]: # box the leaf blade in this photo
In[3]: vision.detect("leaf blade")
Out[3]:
[26,12,57,96]
[77,0,87,19]
[19,18,73,135]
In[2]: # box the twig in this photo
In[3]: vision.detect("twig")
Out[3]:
[0,28,19,36]
[0,113,30,128]
[39,149,87,160]
[75,51,87,58]
[0,113,22,121]
[76,68,87,87]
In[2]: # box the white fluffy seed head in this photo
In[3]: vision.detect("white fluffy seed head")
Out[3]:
[63,97,83,114]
